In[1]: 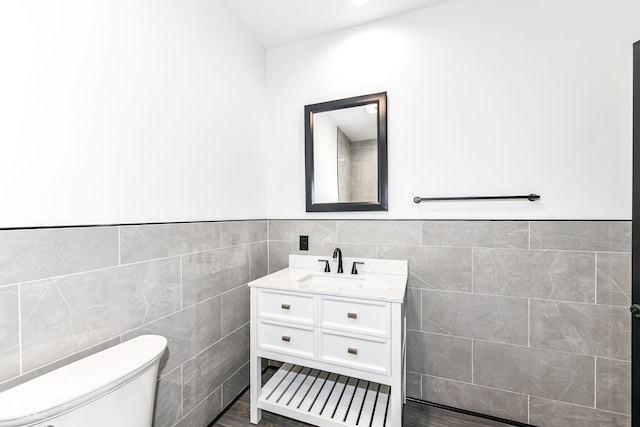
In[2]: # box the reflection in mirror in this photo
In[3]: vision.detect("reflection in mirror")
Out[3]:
[313,105,378,203]
[305,92,387,212]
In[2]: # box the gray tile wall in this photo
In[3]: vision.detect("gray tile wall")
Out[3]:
[267,220,632,427]
[0,220,267,427]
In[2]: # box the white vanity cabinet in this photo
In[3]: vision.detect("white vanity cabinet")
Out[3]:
[249,255,407,427]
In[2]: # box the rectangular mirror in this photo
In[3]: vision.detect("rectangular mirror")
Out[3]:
[305,92,387,212]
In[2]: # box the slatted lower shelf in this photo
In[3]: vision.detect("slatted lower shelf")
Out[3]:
[258,363,390,427]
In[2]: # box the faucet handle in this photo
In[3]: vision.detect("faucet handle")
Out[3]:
[318,259,331,272]
[351,261,364,274]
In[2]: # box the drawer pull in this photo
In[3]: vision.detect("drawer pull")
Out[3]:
[282,336,291,342]
[347,312,358,319]
[347,347,358,355]
[281,304,291,310]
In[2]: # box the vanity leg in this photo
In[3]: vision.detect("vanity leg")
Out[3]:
[250,290,262,424]
[390,302,404,425]
[250,355,262,424]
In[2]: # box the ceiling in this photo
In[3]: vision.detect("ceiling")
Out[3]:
[222,0,450,48]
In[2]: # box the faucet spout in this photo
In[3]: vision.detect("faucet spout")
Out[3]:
[332,248,343,273]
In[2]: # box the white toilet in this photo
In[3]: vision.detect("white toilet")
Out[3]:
[0,335,167,427]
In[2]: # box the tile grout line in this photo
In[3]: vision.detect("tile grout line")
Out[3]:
[422,371,631,418]
[259,239,630,254]
[181,384,222,421]
[414,286,627,309]
[421,372,529,397]
[410,330,631,363]
[4,255,184,289]
[8,335,123,382]
[181,321,250,368]
[156,363,181,381]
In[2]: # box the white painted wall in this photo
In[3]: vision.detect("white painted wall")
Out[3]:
[265,0,640,219]
[0,0,267,227]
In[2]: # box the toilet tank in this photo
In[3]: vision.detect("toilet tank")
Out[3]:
[0,335,167,427]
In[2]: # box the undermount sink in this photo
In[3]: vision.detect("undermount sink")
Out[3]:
[248,254,408,302]
[297,274,365,286]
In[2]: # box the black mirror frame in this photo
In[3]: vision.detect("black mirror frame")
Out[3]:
[304,92,388,212]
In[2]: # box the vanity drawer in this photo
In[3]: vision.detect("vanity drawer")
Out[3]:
[258,289,315,325]
[321,296,390,338]
[320,331,389,375]
[257,320,315,359]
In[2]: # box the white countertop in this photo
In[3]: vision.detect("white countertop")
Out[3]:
[248,255,408,303]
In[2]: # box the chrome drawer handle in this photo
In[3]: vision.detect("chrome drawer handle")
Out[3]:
[348,347,358,355]
[282,336,291,342]
[347,312,358,319]
[281,304,291,310]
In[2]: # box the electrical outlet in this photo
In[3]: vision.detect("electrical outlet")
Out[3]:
[299,235,309,251]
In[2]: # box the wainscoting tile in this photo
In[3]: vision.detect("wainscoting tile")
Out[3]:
[153,367,183,427]
[596,358,631,415]
[529,397,630,427]
[421,221,528,249]
[406,287,421,331]
[529,300,630,360]
[222,362,250,408]
[406,331,472,382]
[406,371,422,399]
[268,220,336,243]
[21,258,181,372]
[182,246,250,307]
[268,241,376,273]
[473,248,595,303]
[220,221,267,247]
[120,222,220,264]
[221,286,249,337]
[378,245,471,292]
[422,290,528,345]
[337,221,420,245]
[123,296,221,377]
[530,221,631,252]
[0,286,19,383]
[597,252,631,306]
[421,375,529,424]
[249,241,268,280]
[0,337,121,393]
[182,324,249,414]
[176,386,223,427]
[0,227,118,287]
[267,241,314,273]
[473,341,594,406]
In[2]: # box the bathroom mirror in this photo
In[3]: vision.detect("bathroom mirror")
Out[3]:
[305,92,387,212]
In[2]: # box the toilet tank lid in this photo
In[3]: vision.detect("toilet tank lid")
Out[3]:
[0,335,167,424]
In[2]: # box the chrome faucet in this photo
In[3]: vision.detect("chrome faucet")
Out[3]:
[332,248,343,273]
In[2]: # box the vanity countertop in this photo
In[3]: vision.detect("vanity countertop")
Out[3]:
[248,255,408,303]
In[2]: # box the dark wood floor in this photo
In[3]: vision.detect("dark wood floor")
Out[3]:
[214,389,514,427]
